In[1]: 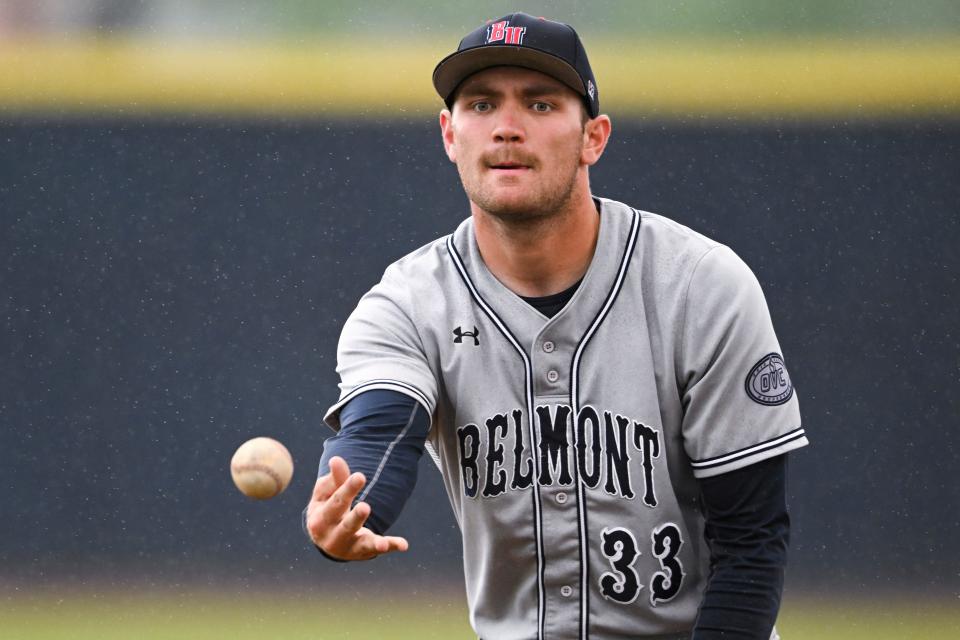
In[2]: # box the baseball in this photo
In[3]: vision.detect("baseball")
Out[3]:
[230,437,294,500]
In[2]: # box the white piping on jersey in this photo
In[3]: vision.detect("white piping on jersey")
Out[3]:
[359,401,422,502]
[446,235,547,640]
[690,426,806,471]
[337,379,432,417]
[570,208,641,640]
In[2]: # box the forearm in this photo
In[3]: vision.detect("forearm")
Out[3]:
[312,389,429,537]
[693,455,790,639]
[693,565,783,638]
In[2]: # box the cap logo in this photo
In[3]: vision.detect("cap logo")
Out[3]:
[486,20,526,45]
[587,80,596,100]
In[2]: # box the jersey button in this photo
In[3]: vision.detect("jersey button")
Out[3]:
[560,585,573,597]
[546,370,559,383]
[542,340,555,353]
[555,492,568,504]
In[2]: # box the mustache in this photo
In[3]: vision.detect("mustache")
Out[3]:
[483,152,537,168]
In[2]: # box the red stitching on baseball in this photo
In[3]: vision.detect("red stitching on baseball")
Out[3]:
[233,463,283,493]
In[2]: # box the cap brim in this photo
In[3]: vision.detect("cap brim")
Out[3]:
[432,45,586,104]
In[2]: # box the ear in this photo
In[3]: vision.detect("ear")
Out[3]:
[580,114,612,167]
[439,108,457,163]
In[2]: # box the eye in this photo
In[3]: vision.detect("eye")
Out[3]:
[471,101,493,113]
[531,102,552,112]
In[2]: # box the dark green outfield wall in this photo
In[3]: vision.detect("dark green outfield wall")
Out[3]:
[1,119,957,593]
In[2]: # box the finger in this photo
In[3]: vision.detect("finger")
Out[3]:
[320,471,366,525]
[329,456,350,486]
[311,474,336,503]
[339,501,371,535]
[333,531,409,562]
[311,456,351,503]
[381,535,409,553]
[364,534,409,556]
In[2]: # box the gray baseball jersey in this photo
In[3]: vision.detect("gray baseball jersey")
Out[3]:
[324,197,807,639]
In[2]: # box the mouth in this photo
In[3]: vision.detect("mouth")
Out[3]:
[488,161,531,172]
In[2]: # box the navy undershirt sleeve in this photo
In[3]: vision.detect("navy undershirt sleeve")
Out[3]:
[315,389,430,537]
[692,454,790,639]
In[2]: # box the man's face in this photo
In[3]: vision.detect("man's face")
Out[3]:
[441,66,589,222]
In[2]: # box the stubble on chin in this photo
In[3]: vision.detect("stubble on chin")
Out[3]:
[457,160,580,226]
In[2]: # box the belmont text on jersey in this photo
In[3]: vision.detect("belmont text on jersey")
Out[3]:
[456,404,661,505]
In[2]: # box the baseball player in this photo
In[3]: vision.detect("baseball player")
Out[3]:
[304,12,807,640]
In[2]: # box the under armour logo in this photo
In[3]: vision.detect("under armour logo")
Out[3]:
[453,326,480,346]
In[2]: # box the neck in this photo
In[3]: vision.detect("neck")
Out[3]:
[472,182,600,297]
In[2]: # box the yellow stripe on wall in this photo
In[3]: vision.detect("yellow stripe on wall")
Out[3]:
[594,39,960,118]
[1,37,957,118]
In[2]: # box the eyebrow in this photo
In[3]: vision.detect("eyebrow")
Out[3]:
[457,82,568,100]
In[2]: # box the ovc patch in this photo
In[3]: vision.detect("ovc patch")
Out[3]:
[744,353,794,406]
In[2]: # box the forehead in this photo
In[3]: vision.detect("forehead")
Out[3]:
[455,66,577,98]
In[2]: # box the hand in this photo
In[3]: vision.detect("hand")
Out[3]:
[305,456,409,561]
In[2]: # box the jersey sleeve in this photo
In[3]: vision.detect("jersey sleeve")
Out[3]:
[678,245,807,478]
[324,268,437,430]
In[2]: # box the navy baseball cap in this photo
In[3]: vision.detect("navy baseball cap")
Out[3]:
[432,12,599,118]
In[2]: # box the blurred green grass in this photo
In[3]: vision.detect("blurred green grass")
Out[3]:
[0,587,473,640]
[778,596,960,640]
[2,589,958,639]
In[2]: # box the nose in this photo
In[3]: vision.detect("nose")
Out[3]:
[491,104,525,144]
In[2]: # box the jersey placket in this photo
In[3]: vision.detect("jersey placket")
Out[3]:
[448,201,641,640]
[530,331,581,639]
